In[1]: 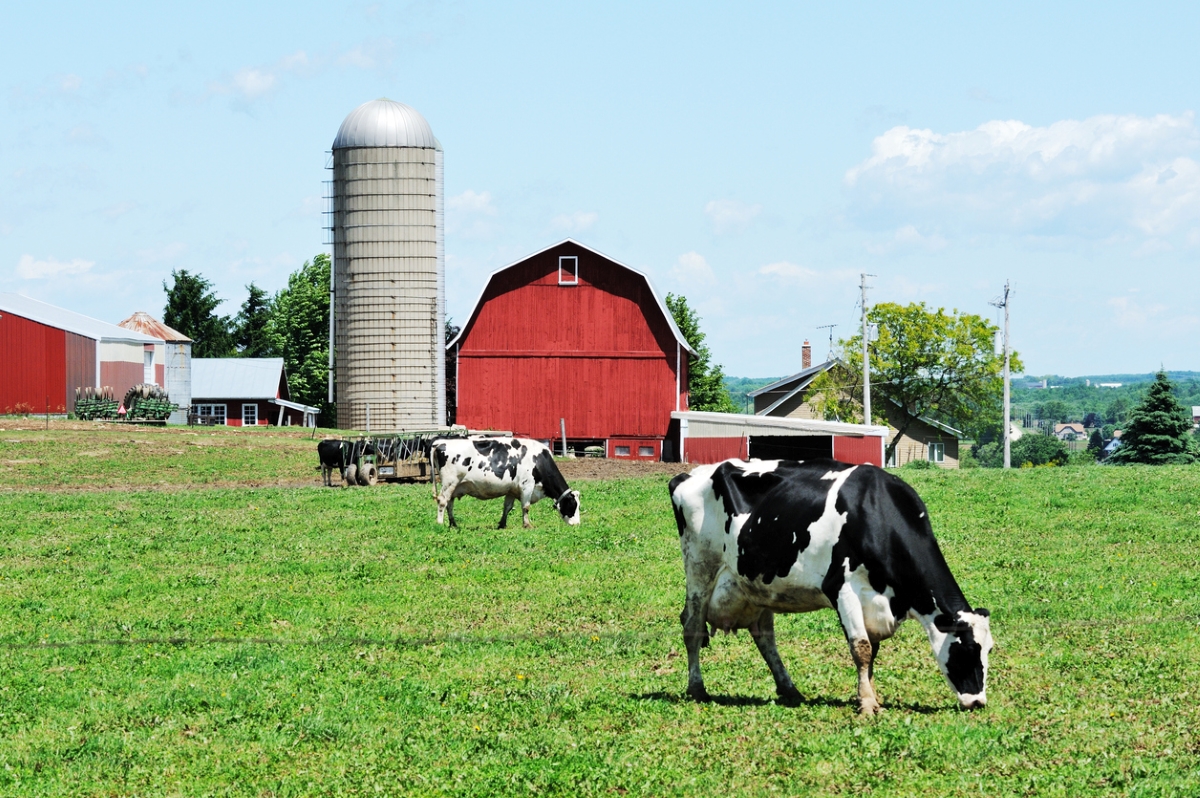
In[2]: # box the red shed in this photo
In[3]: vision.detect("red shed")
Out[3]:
[449,240,696,460]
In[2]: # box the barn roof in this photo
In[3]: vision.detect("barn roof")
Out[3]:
[117,311,191,342]
[192,358,286,400]
[0,292,159,344]
[446,239,698,357]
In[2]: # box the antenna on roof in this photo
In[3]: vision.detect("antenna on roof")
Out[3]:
[816,324,837,361]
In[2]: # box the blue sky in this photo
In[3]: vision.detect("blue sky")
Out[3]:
[4,2,1199,377]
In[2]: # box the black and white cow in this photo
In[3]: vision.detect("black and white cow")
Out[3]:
[431,436,581,529]
[669,458,993,715]
[317,439,351,487]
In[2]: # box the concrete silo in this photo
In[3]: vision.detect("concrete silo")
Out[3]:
[330,98,445,431]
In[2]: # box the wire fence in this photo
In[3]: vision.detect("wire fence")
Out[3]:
[8,613,1198,653]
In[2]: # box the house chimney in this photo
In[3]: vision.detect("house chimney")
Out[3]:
[802,340,811,369]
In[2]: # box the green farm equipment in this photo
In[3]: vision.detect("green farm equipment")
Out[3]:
[74,384,178,423]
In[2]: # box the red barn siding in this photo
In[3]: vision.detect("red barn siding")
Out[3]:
[101,362,143,405]
[65,333,95,413]
[0,312,67,414]
[684,436,749,464]
[833,435,884,466]
[455,242,685,442]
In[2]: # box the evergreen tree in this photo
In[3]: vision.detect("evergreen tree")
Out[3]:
[1106,371,1198,465]
[1086,428,1104,457]
[162,269,233,357]
[664,293,738,413]
[268,255,331,421]
[234,283,276,357]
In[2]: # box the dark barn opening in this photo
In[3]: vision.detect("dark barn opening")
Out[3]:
[748,435,833,461]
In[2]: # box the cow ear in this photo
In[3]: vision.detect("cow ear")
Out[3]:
[933,614,970,636]
[973,607,990,618]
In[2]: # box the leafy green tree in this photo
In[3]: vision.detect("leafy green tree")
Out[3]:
[1106,371,1198,465]
[810,302,1021,465]
[163,269,233,357]
[665,293,738,413]
[268,255,331,420]
[234,283,277,357]
[1086,428,1104,457]
[1104,396,1131,425]
[1011,434,1069,467]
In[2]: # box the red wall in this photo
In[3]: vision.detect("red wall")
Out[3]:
[101,362,144,407]
[0,312,67,414]
[684,436,750,464]
[456,242,686,440]
[833,435,885,467]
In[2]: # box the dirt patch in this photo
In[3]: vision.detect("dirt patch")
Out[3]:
[556,458,693,481]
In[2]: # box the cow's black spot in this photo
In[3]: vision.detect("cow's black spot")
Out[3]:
[940,622,984,695]
[531,449,572,513]
[463,457,472,468]
[726,462,828,585]
[472,439,525,480]
[668,473,691,536]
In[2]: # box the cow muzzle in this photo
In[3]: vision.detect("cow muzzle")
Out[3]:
[958,694,986,710]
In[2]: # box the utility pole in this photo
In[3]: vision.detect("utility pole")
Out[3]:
[990,282,1012,469]
[860,274,876,426]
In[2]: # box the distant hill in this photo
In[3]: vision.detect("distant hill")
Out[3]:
[1019,371,1200,387]
[724,376,781,414]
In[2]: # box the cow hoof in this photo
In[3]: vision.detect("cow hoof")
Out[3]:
[857,700,881,717]
[686,685,711,703]
[776,687,803,706]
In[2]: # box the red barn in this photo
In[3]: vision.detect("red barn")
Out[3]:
[449,240,696,460]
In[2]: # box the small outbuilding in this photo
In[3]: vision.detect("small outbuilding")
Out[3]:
[0,293,160,415]
[749,359,964,468]
[116,311,193,425]
[449,240,695,459]
[190,358,318,427]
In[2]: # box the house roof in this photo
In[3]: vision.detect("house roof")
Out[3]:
[117,311,191,342]
[192,358,286,400]
[0,293,159,344]
[445,239,698,358]
[748,360,839,416]
[748,357,965,439]
[1055,422,1086,434]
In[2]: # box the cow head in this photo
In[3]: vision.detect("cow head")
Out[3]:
[931,608,993,709]
[554,490,582,526]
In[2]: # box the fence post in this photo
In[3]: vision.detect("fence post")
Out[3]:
[560,418,567,457]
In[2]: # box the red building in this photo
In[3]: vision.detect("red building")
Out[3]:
[449,240,695,459]
[0,293,160,415]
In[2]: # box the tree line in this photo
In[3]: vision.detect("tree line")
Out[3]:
[163,255,332,419]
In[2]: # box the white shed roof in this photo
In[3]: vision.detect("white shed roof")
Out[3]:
[192,358,285,400]
[332,98,439,150]
[0,293,159,344]
[674,410,889,438]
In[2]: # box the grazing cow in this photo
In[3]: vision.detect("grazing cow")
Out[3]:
[669,458,993,715]
[431,436,581,528]
[317,439,351,487]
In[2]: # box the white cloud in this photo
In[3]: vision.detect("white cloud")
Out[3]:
[846,112,1200,242]
[864,224,947,255]
[208,41,392,104]
[705,199,762,234]
[17,254,94,279]
[59,74,82,92]
[447,190,498,239]
[230,68,277,99]
[551,211,598,232]
[672,251,715,284]
[448,190,496,214]
[759,261,818,281]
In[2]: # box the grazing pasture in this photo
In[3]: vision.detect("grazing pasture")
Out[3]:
[0,424,1197,795]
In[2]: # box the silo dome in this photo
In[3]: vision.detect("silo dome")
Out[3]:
[333,98,439,150]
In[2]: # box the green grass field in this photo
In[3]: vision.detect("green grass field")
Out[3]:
[1,425,1198,795]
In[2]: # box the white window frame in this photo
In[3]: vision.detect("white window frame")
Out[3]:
[614,445,631,457]
[192,404,227,425]
[558,255,578,285]
[143,350,155,384]
[928,441,945,463]
[638,445,655,457]
[242,403,258,426]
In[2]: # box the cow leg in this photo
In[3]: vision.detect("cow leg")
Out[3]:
[837,589,881,716]
[446,498,458,528]
[498,495,515,529]
[521,501,533,529]
[749,611,802,704]
[681,592,711,702]
[321,465,330,487]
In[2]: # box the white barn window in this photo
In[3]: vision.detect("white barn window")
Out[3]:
[559,256,578,285]
[192,404,227,425]
[928,442,945,463]
[242,404,258,426]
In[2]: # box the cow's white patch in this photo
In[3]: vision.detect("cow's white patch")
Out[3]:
[919,512,925,518]
[737,460,781,476]
[841,561,898,640]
